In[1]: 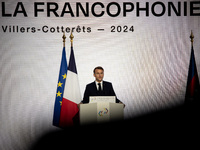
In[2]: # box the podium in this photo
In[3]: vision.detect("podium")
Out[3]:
[79,97,124,125]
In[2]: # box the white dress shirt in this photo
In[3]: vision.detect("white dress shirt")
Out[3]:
[95,80,103,91]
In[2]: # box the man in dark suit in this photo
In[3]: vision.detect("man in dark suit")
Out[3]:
[79,66,125,106]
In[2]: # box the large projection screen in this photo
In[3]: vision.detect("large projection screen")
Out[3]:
[0,0,200,149]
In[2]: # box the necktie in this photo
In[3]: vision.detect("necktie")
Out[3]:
[98,83,102,91]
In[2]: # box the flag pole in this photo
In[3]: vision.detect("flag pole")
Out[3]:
[190,30,194,46]
[69,31,74,47]
[62,32,66,47]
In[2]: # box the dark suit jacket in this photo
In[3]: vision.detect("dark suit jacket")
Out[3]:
[81,81,121,103]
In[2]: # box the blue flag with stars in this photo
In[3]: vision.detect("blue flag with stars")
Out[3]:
[53,47,67,127]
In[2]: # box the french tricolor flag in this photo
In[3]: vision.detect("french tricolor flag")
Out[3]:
[59,46,81,127]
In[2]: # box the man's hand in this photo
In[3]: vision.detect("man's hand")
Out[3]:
[119,102,125,108]
[77,102,83,109]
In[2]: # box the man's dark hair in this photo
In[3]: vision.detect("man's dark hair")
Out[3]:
[93,66,104,74]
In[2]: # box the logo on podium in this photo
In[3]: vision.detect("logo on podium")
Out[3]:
[98,108,108,116]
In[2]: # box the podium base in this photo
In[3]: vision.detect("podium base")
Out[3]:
[80,102,124,125]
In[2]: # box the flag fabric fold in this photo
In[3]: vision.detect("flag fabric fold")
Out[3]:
[185,45,200,102]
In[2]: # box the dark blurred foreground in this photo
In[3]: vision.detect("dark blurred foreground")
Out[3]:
[31,101,199,149]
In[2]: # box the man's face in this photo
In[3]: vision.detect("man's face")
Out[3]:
[94,69,104,82]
